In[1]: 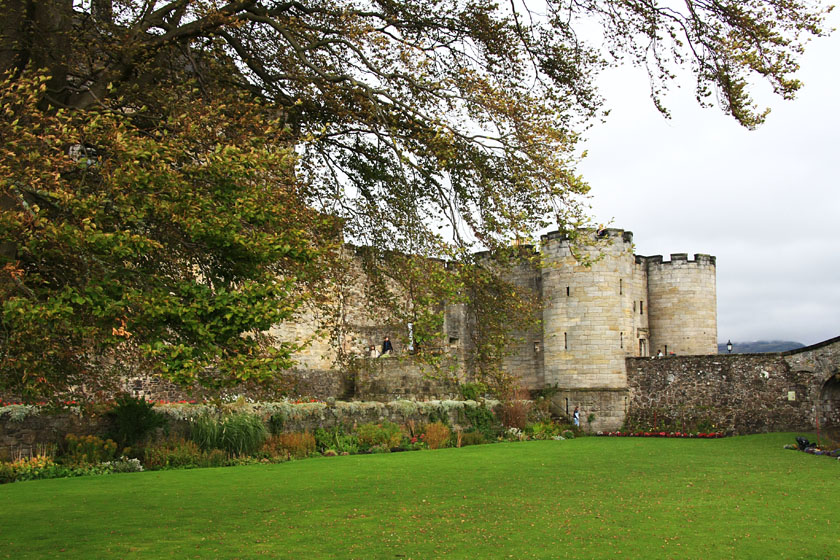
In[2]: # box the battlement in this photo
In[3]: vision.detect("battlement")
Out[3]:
[639,253,716,267]
[541,227,634,246]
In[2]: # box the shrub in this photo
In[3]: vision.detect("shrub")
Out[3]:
[271,432,316,459]
[356,422,403,451]
[107,394,168,448]
[499,386,532,430]
[2,455,80,482]
[463,404,498,439]
[103,457,144,473]
[63,434,118,465]
[460,430,486,447]
[267,412,286,435]
[0,461,16,484]
[143,438,228,469]
[422,422,451,450]
[528,420,563,440]
[561,429,575,440]
[314,427,359,454]
[459,382,487,401]
[190,413,268,456]
[499,400,531,430]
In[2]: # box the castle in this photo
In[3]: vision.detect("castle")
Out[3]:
[269,227,718,431]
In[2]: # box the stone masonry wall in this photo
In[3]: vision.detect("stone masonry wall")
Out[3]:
[625,338,840,435]
[498,252,545,391]
[352,356,460,401]
[552,388,629,432]
[0,412,113,461]
[784,336,840,428]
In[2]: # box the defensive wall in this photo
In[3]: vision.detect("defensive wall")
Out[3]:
[1,226,725,434]
[113,227,720,433]
[625,336,840,435]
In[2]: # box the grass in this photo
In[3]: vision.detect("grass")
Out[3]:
[1,433,837,559]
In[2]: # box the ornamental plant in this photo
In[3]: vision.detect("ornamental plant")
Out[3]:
[107,394,168,448]
[64,434,118,465]
[422,422,451,450]
[355,422,403,452]
[190,413,268,457]
[269,432,316,459]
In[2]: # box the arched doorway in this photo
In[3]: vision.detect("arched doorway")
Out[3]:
[818,372,840,438]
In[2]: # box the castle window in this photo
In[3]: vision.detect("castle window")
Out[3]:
[566,286,570,297]
[564,332,568,350]
[639,300,644,315]
[620,332,624,348]
[633,301,636,312]
[534,341,540,353]
[619,279,623,295]
[449,337,459,348]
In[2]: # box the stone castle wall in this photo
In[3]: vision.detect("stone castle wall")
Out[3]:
[9,226,721,435]
[498,251,545,391]
[625,336,840,434]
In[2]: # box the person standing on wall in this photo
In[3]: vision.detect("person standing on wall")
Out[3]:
[381,336,393,356]
[573,406,580,427]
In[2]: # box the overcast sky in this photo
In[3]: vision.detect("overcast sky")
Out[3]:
[575,11,839,346]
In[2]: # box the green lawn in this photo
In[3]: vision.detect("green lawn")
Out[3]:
[1,433,837,559]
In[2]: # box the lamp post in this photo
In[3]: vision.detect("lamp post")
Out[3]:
[726,340,733,354]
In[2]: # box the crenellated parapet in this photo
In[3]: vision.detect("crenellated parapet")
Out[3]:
[641,253,716,267]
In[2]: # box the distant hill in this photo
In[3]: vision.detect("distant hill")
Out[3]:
[718,340,806,354]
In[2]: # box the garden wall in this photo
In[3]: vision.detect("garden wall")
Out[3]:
[0,409,112,461]
[122,356,458,404]
[625,336,840,435]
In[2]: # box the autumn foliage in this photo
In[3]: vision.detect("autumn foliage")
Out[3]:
[0,74,335,401]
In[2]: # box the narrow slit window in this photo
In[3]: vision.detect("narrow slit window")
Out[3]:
[619,279,623,295]
[566,286,570,297]
[640,300,644,315]
[534,341,540,353]
[633,301,636,312]
[564,332,568,350]
[620,332,624,348]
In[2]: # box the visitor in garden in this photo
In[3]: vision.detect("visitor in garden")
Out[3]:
[573,406,580,427]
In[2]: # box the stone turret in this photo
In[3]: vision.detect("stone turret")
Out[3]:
[645,253,717,356]
[540,228,637,390]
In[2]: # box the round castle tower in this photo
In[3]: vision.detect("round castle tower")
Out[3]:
[645,254,717,356]
[540,228,640,390]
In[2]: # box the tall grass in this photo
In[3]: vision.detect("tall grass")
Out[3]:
[190,413,267,456]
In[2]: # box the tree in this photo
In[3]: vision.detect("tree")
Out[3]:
[0,75,336,400]
[0,0,830,400]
